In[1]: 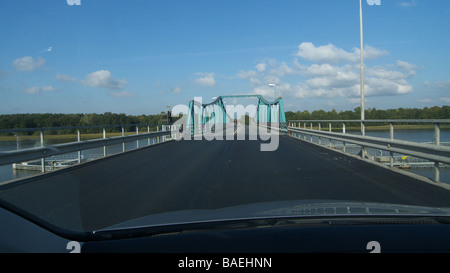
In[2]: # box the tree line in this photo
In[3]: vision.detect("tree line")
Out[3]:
[0,112,178,135]
[0,106,448,135]
[285,106,450,122]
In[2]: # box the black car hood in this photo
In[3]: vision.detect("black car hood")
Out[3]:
[96,200,450,233]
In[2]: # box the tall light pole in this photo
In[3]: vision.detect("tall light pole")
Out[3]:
[268,83,276,100]
[359,0,365,136]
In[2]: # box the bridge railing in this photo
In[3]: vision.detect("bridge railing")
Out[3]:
[287,119,450,183]
[0,124,173,174]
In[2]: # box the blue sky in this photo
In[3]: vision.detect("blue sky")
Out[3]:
[1,0,449,115]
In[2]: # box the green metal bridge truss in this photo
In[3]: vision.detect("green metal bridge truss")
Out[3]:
[187,95,287,135]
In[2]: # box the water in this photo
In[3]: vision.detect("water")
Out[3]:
[295,128,450,184]
[0,137,159,183]
[362,129,450,183]
[358,129,450,143]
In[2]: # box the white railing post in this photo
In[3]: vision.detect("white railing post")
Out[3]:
[77,129,81,163]
[329,123,332,147]
[390,122,394,168]
[435,123,441,145]
[361,121,366,158]
[136,126,139,148]
[390,122,394,140]
[434,122,441,182]
[318,123,321,145]
[103,128,106,157]
[148,125,151,146]
[40,131,45,173]
[342,123,346,153]
[122,127,125,152]
[435,161,440,183]
[361,121,365,136]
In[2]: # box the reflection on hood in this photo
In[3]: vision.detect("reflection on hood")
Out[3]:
[99,200,450,232]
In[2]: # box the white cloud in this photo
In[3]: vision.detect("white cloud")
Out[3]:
[367,66,407,80]
[305,64,359,89]
[165,84,182,94]
[12,56,45,71]
[172,86,182,94]
[292,63,413,99]
[236,42,414,101]
[23,85,56,95]
[435,79,450,89]
[396,60,417,76]
[440,97,450,103]
[41,86,56,92]
[81,70,127,90]
[347,97,364,104]
[23,86,40,95]
[296,42,357,63]
[418,98,432,103]
[249,77,263,85]
[255,63,267,73]
[398,0,418,8]
[295,42,387,64]
[263,75,281,86]
[254,82,291,99]
[365,77,412,96]
[194,72,216,87]
[303,63,339,77]
[56,73,77,82]
[272,62,297,77]
[109,90,136,98]
[361,46,389,60]
[236,70,258,79]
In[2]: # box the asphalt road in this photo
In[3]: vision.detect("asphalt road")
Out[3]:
[2,125,450,232]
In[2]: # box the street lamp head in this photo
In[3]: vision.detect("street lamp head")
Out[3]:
[268,83,277,100]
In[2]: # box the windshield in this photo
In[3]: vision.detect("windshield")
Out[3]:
[0,0,450,239]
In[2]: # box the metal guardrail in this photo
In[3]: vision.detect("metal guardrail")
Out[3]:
[287,119,450,182]
[0,130,171,166]
[0,124,174,173]
[289,119,450,123]
[0,123,164,134]
[288,119,450,144]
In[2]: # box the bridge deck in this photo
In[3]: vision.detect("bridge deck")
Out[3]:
[1,126,450,232]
